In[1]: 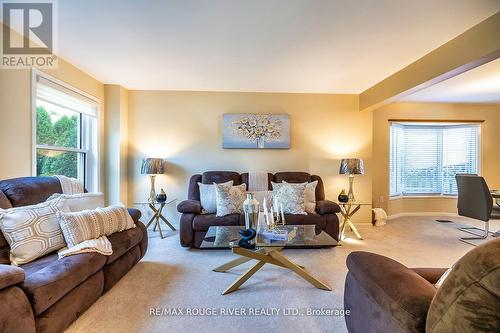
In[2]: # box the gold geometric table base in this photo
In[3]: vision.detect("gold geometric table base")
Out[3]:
[145,202,176,239]
[213,247,332,295]
[338,202,364,245]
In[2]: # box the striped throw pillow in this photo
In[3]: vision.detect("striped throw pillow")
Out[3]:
[58,205,135,248]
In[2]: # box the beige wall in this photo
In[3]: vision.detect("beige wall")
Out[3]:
[128,91,373,223]
[372,102,500,216]
[0,24,105,191]
[104,85,129,204]
[0,63,105,188]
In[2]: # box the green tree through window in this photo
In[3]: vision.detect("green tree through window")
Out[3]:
[36,106,79,178]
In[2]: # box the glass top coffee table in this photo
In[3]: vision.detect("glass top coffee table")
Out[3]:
[201,225,336,295]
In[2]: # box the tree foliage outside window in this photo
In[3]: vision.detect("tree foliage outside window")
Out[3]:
[36,106,79,178]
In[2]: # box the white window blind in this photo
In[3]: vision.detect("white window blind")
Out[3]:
[390,123,479,196]
[36,76,98,117]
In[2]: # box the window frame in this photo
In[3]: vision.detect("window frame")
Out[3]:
[389,121,482,198]
[31,69,101,191]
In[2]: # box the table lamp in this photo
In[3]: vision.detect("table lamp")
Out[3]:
[141,158,165,203]
[339,158,364,202]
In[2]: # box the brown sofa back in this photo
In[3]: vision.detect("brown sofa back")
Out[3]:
[187,171,326,201]
[0,176,64,264]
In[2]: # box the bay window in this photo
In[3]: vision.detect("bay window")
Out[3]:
[390,122,479,196]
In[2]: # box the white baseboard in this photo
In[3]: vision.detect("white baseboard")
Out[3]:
[388,212,459,220]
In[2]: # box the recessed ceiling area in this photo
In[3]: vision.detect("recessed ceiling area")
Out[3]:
[399,58,500,103]
[0,0,495,93]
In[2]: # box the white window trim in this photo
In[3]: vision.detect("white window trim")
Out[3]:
[388,121,483,198]
[31,69,101,191]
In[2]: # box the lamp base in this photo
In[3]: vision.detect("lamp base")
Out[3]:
[149,175,157,203]
[348,175,356,202]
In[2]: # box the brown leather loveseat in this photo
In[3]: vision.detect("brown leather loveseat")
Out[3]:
[0,177,148,333]
[177,171,341,248]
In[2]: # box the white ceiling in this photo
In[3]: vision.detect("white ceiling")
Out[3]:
[53,1,500,92]
[400,58,500,103]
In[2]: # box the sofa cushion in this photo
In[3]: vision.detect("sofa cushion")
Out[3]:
[0,177,62,208]
[0,264,25,289]
[177,200,202,214]
[105,227,143,265]
[20,252,106,315]
[0,191,12,264]
[202,171,240,185]
[426,238,500,333]
[284,213,327,230]
[0,286,36,333]
[273,172,311,184]
[0,191,12,209]
[127,208,142,223]
[192,214,242,231]
[240,173,273,190]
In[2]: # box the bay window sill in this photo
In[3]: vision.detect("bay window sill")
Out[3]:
[389,195,457,200]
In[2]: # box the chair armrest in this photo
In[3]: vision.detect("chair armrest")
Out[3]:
[411,267,448,284]
[177,200,202,214]
[0,265,25,289]
[316,200,341,214]
[127,208,142,224]
[345,252,437,333]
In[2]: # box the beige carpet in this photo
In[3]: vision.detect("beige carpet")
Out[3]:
[66,216,499,333]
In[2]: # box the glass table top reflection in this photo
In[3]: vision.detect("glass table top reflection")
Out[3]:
[200,224,337,249]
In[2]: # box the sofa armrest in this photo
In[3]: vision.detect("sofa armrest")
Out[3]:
[177,200,202,214]
[411,267,448,284]
[127,208,142,224]
[345,252,437,333]
[0,265,24,290]
[316,200,341,214]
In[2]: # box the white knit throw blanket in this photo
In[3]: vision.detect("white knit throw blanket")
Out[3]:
[54,176,113,259]
[248,171,269,192]
[55,175,84,195]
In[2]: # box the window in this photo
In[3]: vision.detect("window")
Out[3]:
[390,123,479,196]
[33,72,99,191]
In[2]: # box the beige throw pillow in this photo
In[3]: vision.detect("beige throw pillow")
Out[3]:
[0,199,68,265]
[198,181,233,214]
[47,192,105,212]
[58,205,135,248]
[271,182,307,215]
[215,183,247,217]
[284,180,318,213]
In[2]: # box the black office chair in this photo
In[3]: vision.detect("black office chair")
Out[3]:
[456,174,500,246]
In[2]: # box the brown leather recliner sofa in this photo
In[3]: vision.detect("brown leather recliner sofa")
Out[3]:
[177,171,341,248]
[344,238,500,333]
[0,177,148,333]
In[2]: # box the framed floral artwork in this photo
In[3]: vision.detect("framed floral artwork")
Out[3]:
[222,113,290,149]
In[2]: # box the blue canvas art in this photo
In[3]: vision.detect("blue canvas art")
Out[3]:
[222,114,290,149]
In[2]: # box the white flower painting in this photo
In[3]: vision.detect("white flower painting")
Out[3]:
[222,114,290,149]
